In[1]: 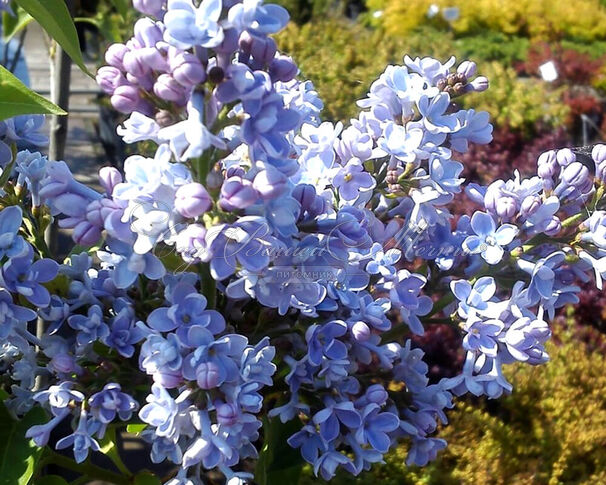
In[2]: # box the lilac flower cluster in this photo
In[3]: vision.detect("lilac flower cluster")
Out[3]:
[1,1,606,484]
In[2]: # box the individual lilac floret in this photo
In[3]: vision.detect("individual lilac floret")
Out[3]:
[134,0,166,17]
[139,383,180,438]
[389,270,433,335]
[15,151,48,206]
[0,245,58,307]
[305,320,348,366]
[147,283,225,338]
[451,276,501,319]
[140,333,184,388]
[164,0,224,49]
[355,404,399,453]
[333,160,375,201]
[227,0,290,36]
[55,410,101,464]
[366,243,401,277]
[104,309,145,358]
[68,305,110,347]
[313,399,361,442]
[462,211,518,265]
[0,289,38,339]
[89,383,139,428]
[462,317,504,357]
[0,206,27,260]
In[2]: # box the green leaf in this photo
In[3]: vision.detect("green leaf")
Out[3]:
[133,471,162,485]
[3,7,33,43]
[34,476,69,485]
[110,0,128,19]
[0,65,66,121]
[98,427,131,476]
[14,0,92,76]
[0,397,48,485]
[255,417,304,485]
[126,423,148,435]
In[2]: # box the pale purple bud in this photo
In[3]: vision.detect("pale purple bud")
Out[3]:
[242,32,276,64]
[134,18,164,47]
[138,47,169,72]
[469,76,488,92]
[457,60,477,78]
[176,224,208,263]
[269,55,298,82]
[123,50,151,78]
[226,166,245,178]
[111,85,142,114]
[351,321,370,342]
[544,216,562,236]
[73,220,102,246]
[133,0,165,18]
[219,176,259,211]
[105,43,128,70]
[556,148,575,167]
[196,361,221,389]
[593,144,606,182]
[50,354,78,374]
[99,166,122,196]
[216,403,238,426]
[561,162,589,186]
[292,184,325,217]
[153,74,188,105]
[496,197,518,220]
[592,144,606,164]
[127,72,154,92]
[365,384,388,405]
[170,52,206,87]
[175,182,212,218]
[520,195,541,218]
[96,66,127,95]
[252,167,288,199]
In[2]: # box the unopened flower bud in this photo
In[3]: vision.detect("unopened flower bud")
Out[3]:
[437,78,447,91]
[365,384,388,405]
[470,76,489,92]
[556,148,576,167]
[219,176,259,211]
[216,403,239,426]
[593,144,606,181]
[96,66,127,95]
[134,18,164,47]
[206,167,223,191]
[250,35,277,65]
[170,52,206,87]
[111,85,141,114]
[520,195,541,218]
[561,162,589,186]
[196,361,221,389]
[105,43,128,70]
[352,321,370,342]
[154,74,187,105]
[73,220,102,246]
[269,55,298,82]
[99,166,122,195]
[123,50,150,78]
[457,60,477,78]
[253,167,288,199]
[544,216,562,236]
[175,182,212,218]
[133,0,165,18]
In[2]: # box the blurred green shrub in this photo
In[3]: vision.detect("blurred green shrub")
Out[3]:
[454,33,530,65]
[300,324,606,484]
[366,0,606,42]
[462,62,569,133]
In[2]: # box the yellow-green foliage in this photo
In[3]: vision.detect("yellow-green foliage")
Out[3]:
[462,62,569,132]
[276,20,454,121]
[368,0,606,42]
[301,327,606,484]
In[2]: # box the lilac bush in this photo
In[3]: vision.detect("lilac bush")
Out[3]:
[1,0,606,484]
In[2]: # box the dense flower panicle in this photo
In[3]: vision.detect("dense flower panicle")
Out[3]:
[1,1,606,483]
